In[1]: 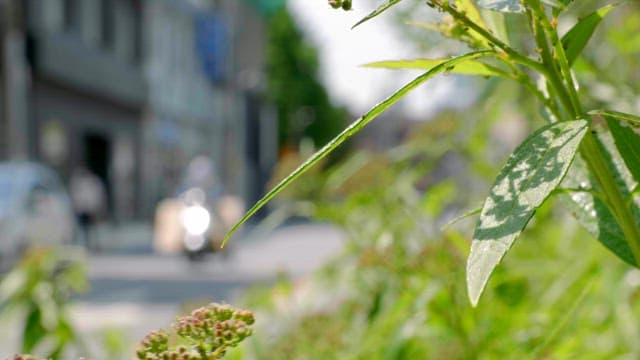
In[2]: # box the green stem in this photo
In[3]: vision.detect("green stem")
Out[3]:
[579,135,640,264]
[527,0,640,264]
[441,3,545,73]
[529,0,583,117]
[443,0,640,264]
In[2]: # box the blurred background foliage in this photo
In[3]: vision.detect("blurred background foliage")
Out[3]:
[231,2,640,358]
[238,95,640,359]
[5,0,640,358]
[0,247,87,359]
[266,7,349,151]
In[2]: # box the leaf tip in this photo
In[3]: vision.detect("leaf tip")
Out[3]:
[221,226,240,249]
[466,255,487,307]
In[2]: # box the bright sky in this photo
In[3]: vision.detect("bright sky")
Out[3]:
[288,0,474,120]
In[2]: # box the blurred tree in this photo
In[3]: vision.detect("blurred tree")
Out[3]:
[266,7,348,152]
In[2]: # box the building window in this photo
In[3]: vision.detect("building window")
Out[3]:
[101,0,115,49]
[81,0,102,46]
[41,0,65,32]
[113,0,140,64]
[132,0,143,64]
[63,0,80,32]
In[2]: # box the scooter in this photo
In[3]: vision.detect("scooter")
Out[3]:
[179,187,226,261]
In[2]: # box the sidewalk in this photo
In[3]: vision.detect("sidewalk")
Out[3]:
[0,222,346,356]
[90,221,154,253]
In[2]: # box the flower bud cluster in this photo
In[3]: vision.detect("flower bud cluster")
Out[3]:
[136,330,170,359]
[137,303,255,360]
[328,0,352,10]
[174,303,254,346]
[137,345,203,360]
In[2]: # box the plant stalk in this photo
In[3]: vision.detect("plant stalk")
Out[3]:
[448,0,640,264]
[579,135,640,264]
[441,3,546,74]
[527,0,640,264]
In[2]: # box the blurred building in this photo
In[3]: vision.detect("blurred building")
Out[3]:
[0,0,280,221]
[142,0,279,217]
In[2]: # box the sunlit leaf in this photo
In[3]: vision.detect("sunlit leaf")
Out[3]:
[561,157,637,266]
[561,129,639,265]
[455,0,493,47]
[467,120,589,306]
[561,3,618,66]
[457,0,487,27]
[606,116,640,185]
[223,51,496,247]
[541,0,567,9]
[476,0,565,12]
[476,0,524,13]
[352,0,402,29]
[363,58,504,77]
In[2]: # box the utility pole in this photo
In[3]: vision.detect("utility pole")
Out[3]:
[0,0,28,160]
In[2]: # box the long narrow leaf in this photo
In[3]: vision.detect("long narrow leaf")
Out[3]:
[589,109,640,127]
[606,116,640,184]
[467,120,589,306]
[352,0,402,29]
[561,3,618,66]
[363,58,505,77]
[561,156,637,266]
[222,50,495,247]
[441,207,482,231]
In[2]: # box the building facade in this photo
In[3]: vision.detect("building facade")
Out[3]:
[0,0,279,221]
[24,0,146,221]
[141,0,278,216]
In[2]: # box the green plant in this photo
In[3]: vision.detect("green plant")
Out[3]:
[0,246,87,358]
[11,301,254,360]
[225,0,640,306]
[239,111,640,358]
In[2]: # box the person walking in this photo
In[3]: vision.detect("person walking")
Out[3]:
[69,167,106,250]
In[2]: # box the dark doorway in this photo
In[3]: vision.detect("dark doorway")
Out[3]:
[84,132,112,217]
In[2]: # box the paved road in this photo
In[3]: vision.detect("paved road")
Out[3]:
[69,223,345,356]
[0,223,344,356]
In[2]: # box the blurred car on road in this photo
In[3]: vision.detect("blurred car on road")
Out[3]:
[0,162,75,269]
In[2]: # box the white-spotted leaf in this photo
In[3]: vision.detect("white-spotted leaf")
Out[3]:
[561,156,637,266]
[476,0,523,13]
[606,115,640,184]
[477,0,567,13]
[467,120,589,306]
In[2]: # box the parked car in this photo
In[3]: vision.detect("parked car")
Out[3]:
[0,162,75,269]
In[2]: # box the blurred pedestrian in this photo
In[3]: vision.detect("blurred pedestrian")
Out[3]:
[69,167,106,250]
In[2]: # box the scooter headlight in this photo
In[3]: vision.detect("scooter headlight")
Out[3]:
[182,206,211,236]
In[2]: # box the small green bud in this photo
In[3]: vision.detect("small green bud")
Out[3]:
[329,0,342,8]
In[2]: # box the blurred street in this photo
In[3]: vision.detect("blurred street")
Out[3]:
[82,222,344,303]
[2,222,345,355]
